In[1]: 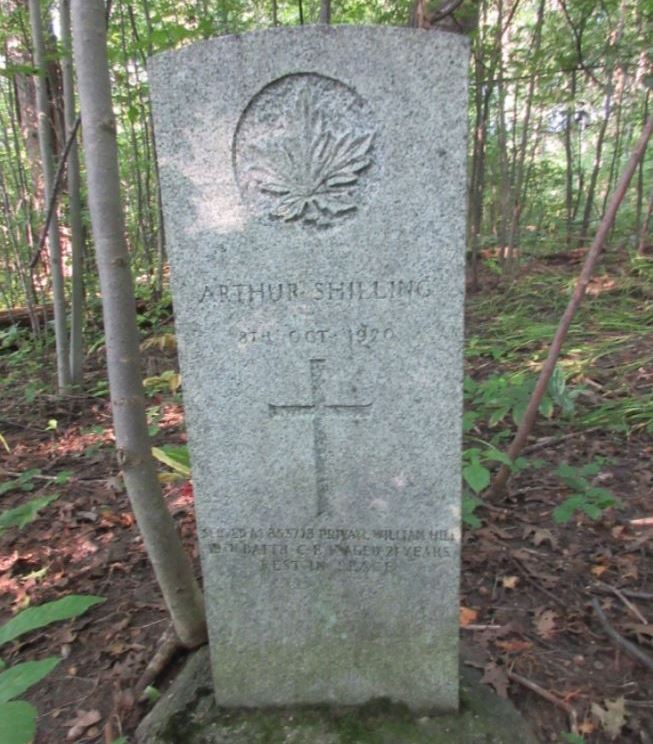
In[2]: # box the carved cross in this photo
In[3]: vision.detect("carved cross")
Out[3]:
[269,358,372,516]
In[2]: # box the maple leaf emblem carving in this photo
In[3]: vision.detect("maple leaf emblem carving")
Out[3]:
[247,86,375,226]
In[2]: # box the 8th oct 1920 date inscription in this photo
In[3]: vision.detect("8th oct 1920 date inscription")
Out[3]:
[238,324,395,348]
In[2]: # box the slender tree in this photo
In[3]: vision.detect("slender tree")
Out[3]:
[70,0,207,649]
[28,0,70,391]
[60,0,84,387]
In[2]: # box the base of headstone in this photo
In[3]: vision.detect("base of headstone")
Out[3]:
[136,646,538,744]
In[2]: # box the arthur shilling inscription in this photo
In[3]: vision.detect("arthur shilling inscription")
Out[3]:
[269,359,372,516]
[234,73,380,228]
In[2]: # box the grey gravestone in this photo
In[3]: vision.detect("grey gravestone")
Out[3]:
[150,26,468,712]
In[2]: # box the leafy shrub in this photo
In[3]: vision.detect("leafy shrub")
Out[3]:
[0,595,105,744]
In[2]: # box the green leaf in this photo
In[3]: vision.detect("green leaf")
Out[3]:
[0,659,59,703]
[511,399,528,426]
[462,411,478,433]
[553,495,584,524]
[0,596,105,648]
[462,495,483,528]
[463,461,491,494]
[0,494,59,533]
[489,406,509,426]
[555,464,590,492]
[54,471,73,485]
[0,63,38,77]
[579,462,601,478]
[144,684,161,703]
[0,701,37,744]
[483,449,512,467]
[582,502,603,520]
[538,396,554,419]
[152,445,191,477]
[562,733,585,744]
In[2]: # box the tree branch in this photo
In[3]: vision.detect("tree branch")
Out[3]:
[29,115,81,269]
[592,598,653,673]
[558,0,604,88]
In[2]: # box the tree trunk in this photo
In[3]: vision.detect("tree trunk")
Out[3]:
[564,71,576,247]
[578,86,612,246]
[638,189,653,256]
[505,0,544,271]
[319,0,331,24]
[71,0,207,649]
[60,0,84,388]
[28,0,70,392]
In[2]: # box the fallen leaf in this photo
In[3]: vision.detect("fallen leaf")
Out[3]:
[66,709,102,741]
[105,475,125,494]
[496,639,533,653]
[460,606,478,627]
[591,697,626,740]
[578,719,596,735]
[534,609,557,639]
[616,555,639,581]
[502,576,519,589]
[523,525,558,548]
[481,661,509,698]
[591,564,609,577]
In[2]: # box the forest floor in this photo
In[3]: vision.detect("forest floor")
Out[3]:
[0,255,652,744]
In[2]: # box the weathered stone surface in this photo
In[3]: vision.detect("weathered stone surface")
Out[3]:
[136,647,540,744]
[150,26,468,710]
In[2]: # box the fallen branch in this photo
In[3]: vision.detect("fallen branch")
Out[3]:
[507,670,578,732]
[134,624,185,701]
[520,427,601,455]
[595,581,648,625]
[487,114,653,500]
[510,555,567,608]
[592,597,653,673]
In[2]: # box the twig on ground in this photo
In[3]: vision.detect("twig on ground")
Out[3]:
[507,669,578,731]
[630,517,653,527]
[0,417,41,432]
[510,556,567,608]
[620,591,653,601]
[520,427,601,455]
[592,597,653,673]
[0,468,61,482]
[595,581,648,625]
[462,624,503,631]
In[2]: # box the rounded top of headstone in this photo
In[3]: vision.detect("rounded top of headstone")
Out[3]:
[233,72,381,230]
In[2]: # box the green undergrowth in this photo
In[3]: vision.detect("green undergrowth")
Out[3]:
[466,257,653,436]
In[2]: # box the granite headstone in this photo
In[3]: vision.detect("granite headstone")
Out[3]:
[150,26,468,711]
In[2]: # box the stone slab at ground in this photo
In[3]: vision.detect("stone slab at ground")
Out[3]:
[136,646,539,744]
[150,26,468,710]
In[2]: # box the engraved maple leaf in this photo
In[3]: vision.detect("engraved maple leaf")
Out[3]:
[248,86,374,225]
